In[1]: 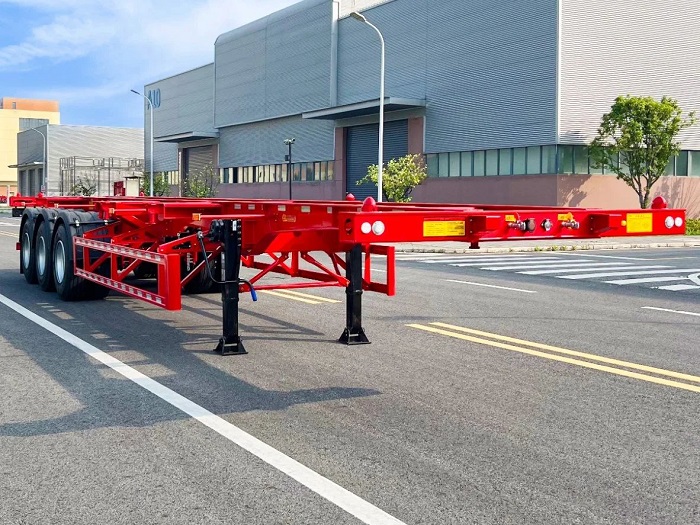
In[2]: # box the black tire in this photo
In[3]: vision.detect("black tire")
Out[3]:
[35,218,55,291]
[20,214,38,284]
[182,253,219,294]
[53,222,88,301]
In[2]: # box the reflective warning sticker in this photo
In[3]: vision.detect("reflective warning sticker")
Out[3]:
[423,220,466,237]
[505,215,517,223]
[558,213,574,221]
[626,213,653,233]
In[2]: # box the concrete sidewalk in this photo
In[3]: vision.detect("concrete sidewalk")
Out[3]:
[392,235,700,254]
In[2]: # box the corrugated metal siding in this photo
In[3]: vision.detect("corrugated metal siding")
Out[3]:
[337,0,558,152]
[215,0,332,127]
[46,125,143,195]
[346,119,408,199]
[340,0,395,18]
[219,115,334,167]
[145,64,214,172]
[560,0,700,148]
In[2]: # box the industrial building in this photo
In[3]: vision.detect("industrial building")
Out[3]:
[0,97,60,199]
[142,0,700,214]
[14,125,144,197]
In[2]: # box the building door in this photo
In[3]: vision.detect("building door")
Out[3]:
[346,119,408,201]
[182,145,215,191]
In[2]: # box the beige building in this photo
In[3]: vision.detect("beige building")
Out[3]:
[0,97,60,199]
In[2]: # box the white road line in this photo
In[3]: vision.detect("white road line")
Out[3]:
[450,258,565,267]
[604,276,690,285]
[555,253,651,261]
[418,255,551,263]
[656,284,700,291]
[521,265,667,276]
[481,261,629,271]
[642,306,700,318]
[559,268,700,280]
[445,279,537,293]
[0,293,406,525]
[0,221,18,226]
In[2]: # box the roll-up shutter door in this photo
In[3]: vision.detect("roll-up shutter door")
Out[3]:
[346,119,408,201]
[183,145,214,181]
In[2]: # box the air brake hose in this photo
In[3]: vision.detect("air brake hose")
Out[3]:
[196,231,258,302]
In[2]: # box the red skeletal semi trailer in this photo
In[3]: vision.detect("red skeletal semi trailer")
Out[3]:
[9,194,686,354]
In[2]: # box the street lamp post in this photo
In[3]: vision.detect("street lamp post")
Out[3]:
[284,138,295,200]
[28,127,46,195]
[350,11,385,203]
[131,89,154,197]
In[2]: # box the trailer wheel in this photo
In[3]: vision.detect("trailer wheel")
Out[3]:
[53,222,89,301]
[182,254,219,294]
[35,219,55,291]
[20,215,38,284]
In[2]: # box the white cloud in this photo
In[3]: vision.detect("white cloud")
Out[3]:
[0,0,300,109]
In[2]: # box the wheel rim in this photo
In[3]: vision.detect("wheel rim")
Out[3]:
[22,231,31,270]
[37,235,47,276]
[55,239,66,285]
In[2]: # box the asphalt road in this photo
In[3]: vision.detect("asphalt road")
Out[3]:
[1,215,699,524]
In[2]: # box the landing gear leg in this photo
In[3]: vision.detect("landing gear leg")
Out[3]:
[339,244,370,345]
[215,219,247,355]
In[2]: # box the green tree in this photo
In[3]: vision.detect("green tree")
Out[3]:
[357,154,427,203]
[589,95,696,208]
[141,172,171,197]
[69,174,98,196]
[182,163,219,198]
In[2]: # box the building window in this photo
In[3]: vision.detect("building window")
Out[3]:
[485,149,498,176]
[438,153,449,177]
[542,145,557,174]
[557,145,574,174]
[513,148,526,175]
[526,146,541,175]
[498,149,512,175]
[473,151,485,176]
[460,151,473,177]
[449,152,460,177]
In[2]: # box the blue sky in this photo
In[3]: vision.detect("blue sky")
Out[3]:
[0,0,299,128]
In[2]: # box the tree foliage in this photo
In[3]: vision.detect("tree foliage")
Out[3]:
[589,95,696,208]
[69,174,98,196]
[357,154,427,202]
[182,163,219,198]
[141,172,171,197]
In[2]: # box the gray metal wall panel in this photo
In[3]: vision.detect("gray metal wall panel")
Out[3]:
[49,126,142,195]
[337,0,558,152]
[145,64,215,139]
[560,0,700,148]
[214,0,332,126]
[218,116,334,167]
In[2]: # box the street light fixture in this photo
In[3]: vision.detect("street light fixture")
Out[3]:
[28,127,47,195]
[350,11,385,203]
[131,89,154,197]
[284,138,295,200]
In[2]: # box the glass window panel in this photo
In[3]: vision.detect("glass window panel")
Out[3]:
[460,151,473,177]
[438,153,449,177]
[498,148,512,175]
[663,157,674,176]
[557,145,574,174]
[573,146,589,174]
[526,146,541,174]
[513,148,526,175]
[328,161,334,180]
[426,154,438,177]
[313,162,320,181]
[293,164,301,181]
[320,161,328,180]
[676,151,688,176]
[281,164,288,182]
[485,149,498,176]
[306,163,314,181]
[473,151,485,176]
[542,145,557,173]
[689,151,700,176]
[449,152,460,177]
